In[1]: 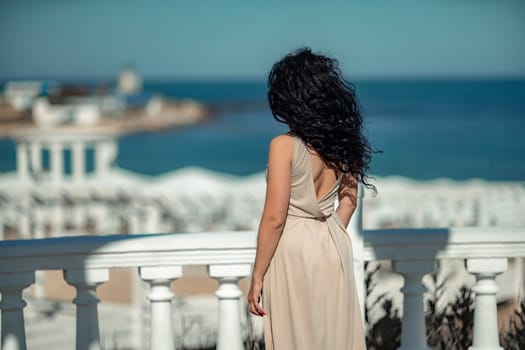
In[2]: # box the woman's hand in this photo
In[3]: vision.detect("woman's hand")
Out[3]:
[247,277,266,317]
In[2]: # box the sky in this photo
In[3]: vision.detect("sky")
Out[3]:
[1,0,524,81]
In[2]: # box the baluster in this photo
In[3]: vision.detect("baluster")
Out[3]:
[393,260,434,350]
[64,268,109,350]
[29,141,42,175]
[0,272,35,350]
[139,266,182,350]
[348,183,365,321]
[16,141,29,184]
[91,200,108,234]
[73,200,87,230]
[33,206,46,303]
[0,214,4,240]
[208,264,251,350]
[72,140,86,183]
[131,271,147,349]
[466,258,507,350]
[95,140,116,178]
[143,198,161,234]
[127,206,142,234]
[50,141,64,184]
[17,197,31,239]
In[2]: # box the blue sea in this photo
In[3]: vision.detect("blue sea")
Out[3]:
[1,80,524,181]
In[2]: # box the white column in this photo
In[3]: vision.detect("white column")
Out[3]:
[514,258,524,299]
[208,264,251,350]
[50,199,63,237]
[29,141,42,175]
[95,141,115,178]
[0,271,35,350]
[131,271,147,349]
[0,214,4,240]
[107,140,117,167]
[139,266,182,350]
[393,260,434,350]
[33,205,45,239]
[16,196,31,239]
[50,141,64,184]
[127,202,142,234]
[347,183,365,322]
[94,142,105,178]
[128,213,141,234]
[64,268,109,350]
[32,207,46,302]
[73,202,87,230]
[16,142,29,184]
[144,200,161,234]
[466,258,507,350]
[72,141,86,183]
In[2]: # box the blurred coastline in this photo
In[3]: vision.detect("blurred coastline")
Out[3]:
[2,78,524,180]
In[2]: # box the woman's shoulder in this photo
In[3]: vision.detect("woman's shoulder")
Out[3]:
[270,133,295,148]
[268,134,295,161]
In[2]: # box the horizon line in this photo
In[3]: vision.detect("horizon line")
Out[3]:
[1,75,525,85]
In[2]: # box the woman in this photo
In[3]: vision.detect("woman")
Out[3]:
[247,48,375,349]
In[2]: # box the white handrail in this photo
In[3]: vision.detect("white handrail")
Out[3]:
[1,227,524,271]
[362,227,525,260]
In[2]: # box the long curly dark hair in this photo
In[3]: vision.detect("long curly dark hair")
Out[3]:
[268,47,378,191]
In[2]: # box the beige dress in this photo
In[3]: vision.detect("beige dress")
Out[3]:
[262,136,366,350]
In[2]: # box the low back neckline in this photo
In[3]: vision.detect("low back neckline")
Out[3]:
[295,136,342,203]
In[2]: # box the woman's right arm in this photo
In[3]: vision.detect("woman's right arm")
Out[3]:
[247,135,293,316]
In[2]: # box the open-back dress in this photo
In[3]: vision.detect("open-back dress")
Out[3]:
[262,135,366,350]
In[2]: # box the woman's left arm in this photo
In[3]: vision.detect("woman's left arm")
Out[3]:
[248,135,293,316]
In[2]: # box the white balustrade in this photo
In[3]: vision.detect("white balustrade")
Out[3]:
[64,268,109,350]
[11,131,119,188]
[466,258,508,350]
[0,228,523,350]
[208,264,251,350]
[393,260,434,350]
[0,272,35,350]
[363,227,524,350]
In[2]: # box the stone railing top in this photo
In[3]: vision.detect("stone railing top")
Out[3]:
[361,226,525,261]
[1,227,524,274]
[0,231,257,273]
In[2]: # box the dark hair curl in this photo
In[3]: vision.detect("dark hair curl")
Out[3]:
[267,47,378,192]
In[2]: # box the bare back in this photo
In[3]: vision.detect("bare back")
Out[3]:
[307,149,339,201]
